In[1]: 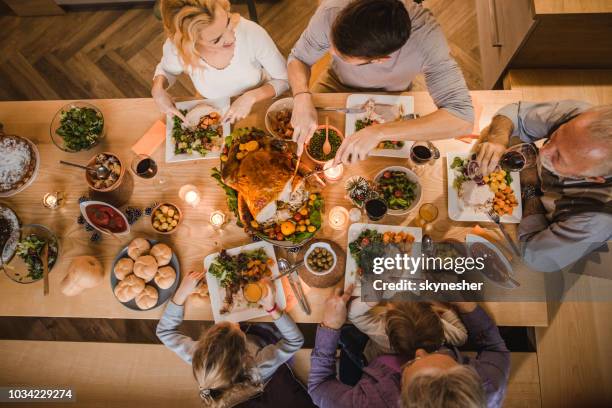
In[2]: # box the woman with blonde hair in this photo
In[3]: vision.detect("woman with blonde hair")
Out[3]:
[157,271,314,407]
[152,0,289,124]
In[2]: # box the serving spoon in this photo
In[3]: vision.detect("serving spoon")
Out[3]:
[322,116,332,156]
[60,160,110,179]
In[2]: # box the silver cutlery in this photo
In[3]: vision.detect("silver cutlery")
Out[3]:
[277,258,311,315]
[273,259,304,281]
[486,209,522,257]
[60,160,110,179]
[317,107,366,114]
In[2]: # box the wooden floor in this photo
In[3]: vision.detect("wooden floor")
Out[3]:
[0,0,482,101]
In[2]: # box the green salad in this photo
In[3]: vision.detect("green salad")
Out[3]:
[15,234,58,281]
[376,170,417,210]
[55,106,104,151]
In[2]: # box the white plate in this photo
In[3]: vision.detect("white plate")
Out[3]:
[204,241,286,323]
[446,152,522,223]
[344,223,422,296]
[465,234,518,289]
[345,94,414,158]
[165,98,231,163]
[374,166,422,216]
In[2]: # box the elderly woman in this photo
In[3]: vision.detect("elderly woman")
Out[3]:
[152,0,289,124]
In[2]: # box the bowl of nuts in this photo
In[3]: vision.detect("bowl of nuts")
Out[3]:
[151,203,182,234]
[85,152,124,192]
[304,242,337,276]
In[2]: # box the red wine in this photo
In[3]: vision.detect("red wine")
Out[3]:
[500,151,525,172]
[411,145,433,164]
[136,158,158,179]
[365,198,388,221]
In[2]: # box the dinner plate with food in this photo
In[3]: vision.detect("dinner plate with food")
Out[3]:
[374,166,422,215]
[344,94,414,158]
[466,234,519,289]
[215,128,324,248]
[204,241,286,323]
[165,98,230,163]
[447,152,522,223]
[345,223,422,296]
[111,238,180,311]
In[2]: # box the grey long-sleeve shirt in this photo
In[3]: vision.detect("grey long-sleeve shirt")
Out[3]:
[156,302,304,382]
[288,0,474,123]
[496,100,612,272]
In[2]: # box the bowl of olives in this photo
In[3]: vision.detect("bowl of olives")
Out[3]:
[304,242,337,276]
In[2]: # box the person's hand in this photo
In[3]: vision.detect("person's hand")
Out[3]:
[152,87,187,123]
[173,270,205,306]
[335,125,383,165]
[321,284,355,330]
[258,278,276,312]
[450,302,478,314]
[291,93,318,156]
[223,92,256,124]
[472,126,506,176]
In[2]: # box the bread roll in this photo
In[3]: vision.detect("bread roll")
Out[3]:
[114,274,145,302]
[114,258,134,280]
[135,285,159,310]
[133,255,158,282]
[150,243,172,266]
[61,256,104,296]
[154,266,176,289]
[128,238,150,260]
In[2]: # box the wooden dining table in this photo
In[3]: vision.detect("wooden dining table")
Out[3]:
[0,91,548,327]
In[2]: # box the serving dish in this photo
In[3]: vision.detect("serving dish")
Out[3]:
[79,201,131,236]
[5,224,59,284]
[204,240,286,323]
[374,166,422,216]
[265,97,294,140]
[50,101,105,152]
[345,94,414,158]
[466,234,518,289]
[110,239,180,311]
[304,242,337,276]
[345,223,422,295]
[305,124,344,164]
[447,152,522,223]
[0,204,20,265]
[150,203,182,234]
[0,134,40,198]
[165,98,231,163]
[85,152,124,192]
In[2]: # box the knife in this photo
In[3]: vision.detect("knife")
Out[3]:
[317,107,366,114]
[288,271,311,315]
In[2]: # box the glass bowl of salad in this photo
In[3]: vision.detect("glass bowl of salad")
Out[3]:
[374,166,422,215]
[5,224,60,284]
[50,101,105,152]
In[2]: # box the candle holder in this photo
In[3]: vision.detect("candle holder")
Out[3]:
[328,206,349,231]
[323,160,344,183]
[210,210,227,229]
[178,184,201,208]
[42,191,66,210]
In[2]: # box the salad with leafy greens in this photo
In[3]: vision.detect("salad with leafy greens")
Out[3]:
[15,234,58,281]
[355,118,404,150]
[55,106,104,151]
[172,110,222,156]
[375,170,417,210]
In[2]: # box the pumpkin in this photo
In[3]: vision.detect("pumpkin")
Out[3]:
[61,256,104,296]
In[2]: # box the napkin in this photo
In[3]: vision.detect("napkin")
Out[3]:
[132,120,165,156]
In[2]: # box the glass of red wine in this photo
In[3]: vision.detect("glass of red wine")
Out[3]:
[364,197,388,222]
[499,143,538,172]
[131,155,158,179]
[410,141,440,170]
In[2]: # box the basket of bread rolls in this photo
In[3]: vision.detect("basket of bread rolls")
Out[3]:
[110,237,180,310]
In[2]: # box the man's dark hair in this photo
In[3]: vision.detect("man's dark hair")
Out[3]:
[332,0,412,59]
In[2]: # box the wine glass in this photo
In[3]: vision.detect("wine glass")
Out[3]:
[409,141,440,172]
[499,143,538,172]
[130,154,169,189]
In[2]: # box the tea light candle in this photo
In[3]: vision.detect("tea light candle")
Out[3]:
[210,210,226,228]
[328,206,349,231]
[179,184,201,207]
[323,160,344,182]
[42,192,65,210]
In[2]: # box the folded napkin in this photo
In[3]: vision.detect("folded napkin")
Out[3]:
[132,120,165,156]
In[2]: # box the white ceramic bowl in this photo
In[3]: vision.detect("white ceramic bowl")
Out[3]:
[374,166,422,216]
[79,200,131,236]
[304,242,337,276]
[265,97,294,139]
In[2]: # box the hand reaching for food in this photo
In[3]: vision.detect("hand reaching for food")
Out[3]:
[291,93,318,156]
[172,270,205,306]
[321,284,355,330]
[335,125,382,165]
[258,278,276,312]
[473,129,507,176]
[152,88,187,124]
[223,92,256,124]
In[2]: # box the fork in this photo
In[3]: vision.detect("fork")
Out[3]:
[486,209,521,257]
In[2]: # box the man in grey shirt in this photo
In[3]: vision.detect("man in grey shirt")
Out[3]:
[474,100,612,272]
[287,0,474,159]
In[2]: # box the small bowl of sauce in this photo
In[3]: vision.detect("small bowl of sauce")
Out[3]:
[80,201,130,236]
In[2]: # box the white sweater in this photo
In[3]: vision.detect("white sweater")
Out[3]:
[154,17,289,99]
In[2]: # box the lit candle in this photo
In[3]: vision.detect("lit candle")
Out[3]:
[179,184,201,208]
[42,192,64,210]
[323,160,344,182]
[328,206,349,231]
[210,210,226,228]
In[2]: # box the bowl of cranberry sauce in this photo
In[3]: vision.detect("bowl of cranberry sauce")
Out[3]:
[79,201,130,236]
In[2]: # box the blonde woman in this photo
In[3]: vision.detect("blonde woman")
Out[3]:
[157,271,313,407]
[152,0,289,124]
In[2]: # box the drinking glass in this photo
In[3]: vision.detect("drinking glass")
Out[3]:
[410,141,440,171]
[499,143,538,172]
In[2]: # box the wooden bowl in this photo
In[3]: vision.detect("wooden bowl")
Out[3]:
[85,152,124,192]
[150,203,182,235]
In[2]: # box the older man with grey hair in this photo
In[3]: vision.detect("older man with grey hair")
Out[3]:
[474,100,612,272]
